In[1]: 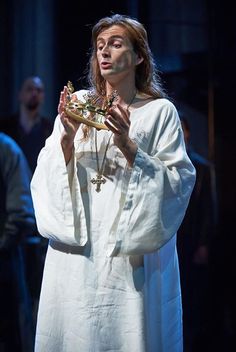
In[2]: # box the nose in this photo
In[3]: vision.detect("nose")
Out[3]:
[32,87,43,95]
[101,44,110,57]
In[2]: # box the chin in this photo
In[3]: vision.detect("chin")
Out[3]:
[27,103,40,110]
[101,69,116,77]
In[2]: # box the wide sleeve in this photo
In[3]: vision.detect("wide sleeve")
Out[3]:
[30,115,87,246]
[107,100,196,256]
[0,134,36,251]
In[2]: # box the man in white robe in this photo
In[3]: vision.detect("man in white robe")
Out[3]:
[31,14,196,352]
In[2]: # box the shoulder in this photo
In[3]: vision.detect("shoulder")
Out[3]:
[136,98,179,128]
[0,133,31,177]
[0,132,15,146]
[0,132,22,155]
[136,97,178,115]
[131,98,181,145]
[152,98,178,114]
[0,133,26,170]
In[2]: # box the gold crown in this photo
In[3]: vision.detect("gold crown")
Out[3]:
[64,81,117,130]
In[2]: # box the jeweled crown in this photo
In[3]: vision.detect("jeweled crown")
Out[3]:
[64,81,118,130]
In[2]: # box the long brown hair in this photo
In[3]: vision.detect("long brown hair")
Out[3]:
[88,14,166,99]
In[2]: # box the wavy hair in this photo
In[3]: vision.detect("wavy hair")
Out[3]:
[87,14,166,99]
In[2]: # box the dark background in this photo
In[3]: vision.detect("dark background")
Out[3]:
[1,0,236,349]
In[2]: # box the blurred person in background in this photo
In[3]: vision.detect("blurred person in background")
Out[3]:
[0,76,54,335]
[0,76,53,172]
[0,132,36,352]
[177,115,218,352]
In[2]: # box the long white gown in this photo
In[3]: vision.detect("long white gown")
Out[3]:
[31,91,196,352]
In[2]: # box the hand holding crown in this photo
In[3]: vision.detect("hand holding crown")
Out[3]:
[63,81,118,130]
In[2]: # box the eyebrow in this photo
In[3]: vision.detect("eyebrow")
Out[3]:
[96,35,124,42]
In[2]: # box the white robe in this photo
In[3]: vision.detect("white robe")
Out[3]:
[31,91,196,352]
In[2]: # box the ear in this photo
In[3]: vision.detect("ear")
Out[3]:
[135,54,144,66]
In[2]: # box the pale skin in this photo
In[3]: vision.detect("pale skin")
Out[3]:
[59,25,144,165]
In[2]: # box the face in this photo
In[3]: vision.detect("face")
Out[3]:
[19,77,44,111]
[96,25,142,82]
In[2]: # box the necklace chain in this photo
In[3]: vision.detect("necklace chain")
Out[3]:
[91,130,112,192]
[91,89,136,193]
[95,130,112,176]
[126,89,137,111]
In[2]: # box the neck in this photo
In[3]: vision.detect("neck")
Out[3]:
[20,107,40,132]
[106,82,137,109]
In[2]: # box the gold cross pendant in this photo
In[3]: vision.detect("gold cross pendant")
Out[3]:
[91,174,106,192]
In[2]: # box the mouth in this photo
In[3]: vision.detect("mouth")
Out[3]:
[100,62,112,69]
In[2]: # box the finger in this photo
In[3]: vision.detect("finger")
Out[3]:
[108,106,130,127]
[106,112,130,131]
[60,111,68,123]
[61,86,68,102]
[58,99,65,114]
[104,119,120,134]
[58,87,70,113]
[58,103,63,114]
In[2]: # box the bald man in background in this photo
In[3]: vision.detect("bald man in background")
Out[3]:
[0,76,53,172]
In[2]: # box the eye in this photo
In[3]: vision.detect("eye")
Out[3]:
[97,44,104,51]
[113,43,122,48]
[112,40,122,48]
